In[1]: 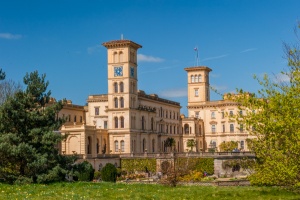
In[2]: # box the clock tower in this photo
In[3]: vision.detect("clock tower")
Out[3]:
[102,39,142,153]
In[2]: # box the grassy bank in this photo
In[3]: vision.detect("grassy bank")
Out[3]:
[1,182,299,200]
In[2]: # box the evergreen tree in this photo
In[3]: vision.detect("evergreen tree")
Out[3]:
[0,71,73,183]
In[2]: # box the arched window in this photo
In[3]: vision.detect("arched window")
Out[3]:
[152,139,155,152]
[230,124,234,132]
[114,117,118,128]
[114,140,119,152]
[121,140,125,152]
[96,138,99,154]
[87,136,92,154]
[120,97,124,108]
[142,138,146,152]
[199,74,202,82]
[120,116,124,128]
[211,124,216,133]
[114,82,118,93]
[151,117,154,131]
[119,82,124,93]
[142,116,145,130]
[113,52,118,63]
[195,75,199,82]
[114,97,118,108]
[119,51,123,62]
[184,124,189,134]
[191,75,194,83]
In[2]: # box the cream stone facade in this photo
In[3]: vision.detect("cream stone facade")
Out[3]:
[59,39,253,158]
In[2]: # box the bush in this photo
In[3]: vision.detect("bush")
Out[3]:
[101,163,117,183]
[73,161,94,181]
[94,171,101,180]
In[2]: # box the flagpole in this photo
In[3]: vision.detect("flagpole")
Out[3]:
[194,46,199,66]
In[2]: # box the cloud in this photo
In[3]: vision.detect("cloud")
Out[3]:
[159,88,187,98]
[87,45,101,54]
[137,54,164,62]
[201,54,228,62]
[0,33,22,39]
[140,66,172,74]
[210,85,228,91]
[274,73,290,83]
[240,48,257,53]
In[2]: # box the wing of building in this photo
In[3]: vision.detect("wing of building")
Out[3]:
[59,39,254,158]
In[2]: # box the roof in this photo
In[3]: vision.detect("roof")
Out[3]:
[102,40,142,49]
[184,66,212,72]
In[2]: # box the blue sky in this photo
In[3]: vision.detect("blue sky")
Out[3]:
[0,0,299,115]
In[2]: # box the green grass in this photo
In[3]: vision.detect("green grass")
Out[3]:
[0,182,299,200]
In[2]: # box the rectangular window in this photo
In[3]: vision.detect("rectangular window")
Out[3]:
[74,115,77,122]
[211,111,216,119]
[195,111,199,118]
[68,114,71,122]
[229,110,234,117]
[221,111,224,119]
[104,121,108,129]
[195,89,199,97]
[241,140,244,149]
[95,107,99,115]
[230,124,234,132]
[80,116,83,123]
[222,124,225,133]
[211,125,216,133]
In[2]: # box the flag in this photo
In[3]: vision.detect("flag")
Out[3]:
[194,47,198,58]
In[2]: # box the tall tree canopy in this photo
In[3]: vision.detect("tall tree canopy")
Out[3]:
[228,24,300,187]
[0,71,73,183]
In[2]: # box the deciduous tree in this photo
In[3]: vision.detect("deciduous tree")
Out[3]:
[228,23,300,187]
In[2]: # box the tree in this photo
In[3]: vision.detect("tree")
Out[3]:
[219,141,238,152]
[227,23,300,187]
[0,71,73,183]
[0,69,22,105]
[164,137,175,152]
[187,139,196,152]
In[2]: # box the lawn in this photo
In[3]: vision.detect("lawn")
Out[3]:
[1,182,300,200]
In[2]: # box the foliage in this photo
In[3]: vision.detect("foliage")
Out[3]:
[0,68,5,81]
[186,139,196,151]
[219,141,238,152]
[227,23,300,187]
[0,79,22,105]
[1,182,300,200]
[94,171,101,180]
[175,157,214,175]
[101,163,117,183]
[0,71,72,184]
[121,158,156,174]
[73,161,94,181]
[164,137,175,151]
[222,158,255,174]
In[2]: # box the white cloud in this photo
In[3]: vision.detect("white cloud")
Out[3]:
[0,33,22,39]
[159,88,187,98]
[240,48,257,53]
[201,54,228,62]
[137,54,164,62]
[87,45,101,54]
[210,85,228,91]
[274,73,290,83]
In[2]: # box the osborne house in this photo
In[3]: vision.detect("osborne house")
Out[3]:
[58,39,253,160]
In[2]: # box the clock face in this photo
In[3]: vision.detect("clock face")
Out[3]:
[130,66,134,77]
[114,66,123,77]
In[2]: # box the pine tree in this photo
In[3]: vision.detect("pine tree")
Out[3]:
[0,71,73,183]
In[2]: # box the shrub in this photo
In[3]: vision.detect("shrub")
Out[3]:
[73,161,94,181]
[101,163,117,183]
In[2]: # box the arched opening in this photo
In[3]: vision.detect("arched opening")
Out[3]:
[87,136,92,154]
[114,97,118,108]
[142,138,146,152]
[151,117,154,131]
[184,124,189,134]
[120,116,124,128]
[119,82,124,93]
[114,140,119,153]
[191,75,194,83]
[119,51,123,62]
[114,117,118,128]
[114,82,118,93]
[121,140,125,152]
[152,139,155,152]
[96,138,99,154]
[120,97,124,108]
[113,52,118,63]
[141,116,145,130]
